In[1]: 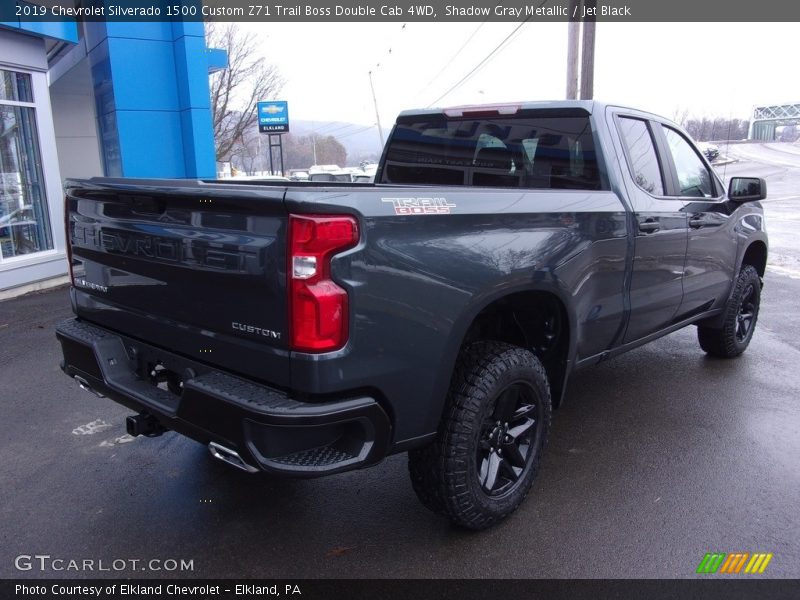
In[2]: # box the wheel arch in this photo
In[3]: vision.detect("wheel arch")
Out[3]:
[433,283,578,419]
[696,234,767,331]
[741,239,767,279]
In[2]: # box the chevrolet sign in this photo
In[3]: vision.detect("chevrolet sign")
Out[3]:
[257,100,289,133]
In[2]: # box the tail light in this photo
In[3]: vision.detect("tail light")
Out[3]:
[288,214,359,352]
[443,104,521,118]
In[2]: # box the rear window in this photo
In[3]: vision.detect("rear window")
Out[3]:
[380,112,605,190]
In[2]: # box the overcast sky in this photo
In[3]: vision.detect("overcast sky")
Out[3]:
[240,22,797,130]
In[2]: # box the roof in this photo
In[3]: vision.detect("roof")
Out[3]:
[398,100,598,120]
[396,100,681,127]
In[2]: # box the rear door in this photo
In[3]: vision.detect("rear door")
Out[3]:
[66,179,291,385]
[612,112,688,343]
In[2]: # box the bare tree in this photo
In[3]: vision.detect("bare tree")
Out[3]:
[283,134,347,170]
[206,23,285,162]
[229,132,262,174]
[683,117,750,142]
[672,106,690,127]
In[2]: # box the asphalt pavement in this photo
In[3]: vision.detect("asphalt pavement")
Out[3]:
[1,144,798,579]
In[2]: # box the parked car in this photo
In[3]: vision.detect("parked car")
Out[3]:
[58,101,767,529]
[697,141,720,162]
[308,171,354,182]
[228,174,290,182]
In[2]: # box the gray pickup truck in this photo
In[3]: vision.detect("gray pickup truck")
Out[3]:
[57,101,767,529]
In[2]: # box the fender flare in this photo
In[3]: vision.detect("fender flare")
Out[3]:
[426,276,579,431]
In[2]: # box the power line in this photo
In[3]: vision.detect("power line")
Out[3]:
[336,124,377,140]
[417,22,486,100]
[313,122,348,134]
[365,22,407,149]
[427,18,531,108]
[372,23,408,70]
[315,122,362,136]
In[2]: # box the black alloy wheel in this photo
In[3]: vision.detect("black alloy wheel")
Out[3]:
[698,264,761,358]
[477,382,543,497]
[735,282,756,343]
[408,341,552,529]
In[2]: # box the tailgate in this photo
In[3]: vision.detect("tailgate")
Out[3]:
[65,179,290,386]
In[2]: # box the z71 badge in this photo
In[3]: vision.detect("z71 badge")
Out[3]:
[382,197,457,215]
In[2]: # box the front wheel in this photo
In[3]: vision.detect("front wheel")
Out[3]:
[697,264,761,358]
[408,342,551,530]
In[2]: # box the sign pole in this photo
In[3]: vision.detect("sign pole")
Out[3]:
[268,134,284,176]
[267,139,275,174]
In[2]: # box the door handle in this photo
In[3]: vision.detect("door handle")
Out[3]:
[689,217,706,229]
[638,220,660,233]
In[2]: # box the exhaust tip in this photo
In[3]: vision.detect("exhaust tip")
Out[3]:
[74,375,104,398]
[209,442,259,473]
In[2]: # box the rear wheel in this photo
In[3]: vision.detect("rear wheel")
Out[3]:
[698,264,761,358]
[408,341,551,530]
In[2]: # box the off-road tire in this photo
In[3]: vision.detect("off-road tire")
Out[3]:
[408,341,552,529]
[698,264,761,358]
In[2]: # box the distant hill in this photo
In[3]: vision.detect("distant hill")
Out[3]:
[290,120,391,165]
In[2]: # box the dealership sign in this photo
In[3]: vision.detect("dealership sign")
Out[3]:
[257,101,289,133]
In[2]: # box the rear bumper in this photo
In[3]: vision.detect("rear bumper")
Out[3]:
[56,318,391,476]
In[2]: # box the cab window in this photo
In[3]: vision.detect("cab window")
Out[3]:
[381,113,605,190]
[617,117,664,195]
[663,127,715,198]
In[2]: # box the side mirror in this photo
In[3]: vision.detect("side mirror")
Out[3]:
[728,177,767,202]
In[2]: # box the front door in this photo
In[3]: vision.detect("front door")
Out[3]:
[613,114,688,343]
[658,125,736,318]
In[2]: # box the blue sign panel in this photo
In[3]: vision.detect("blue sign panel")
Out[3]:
[257,100,289,133]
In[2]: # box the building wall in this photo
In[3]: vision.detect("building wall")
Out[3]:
[0,19,223,293]
[0,27,47,71]
[50,61,104,180]
[86,21,217,178]
[0,29,69,291]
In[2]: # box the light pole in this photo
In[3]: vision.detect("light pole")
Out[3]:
[311,120,318,166]
[368,71,386,149]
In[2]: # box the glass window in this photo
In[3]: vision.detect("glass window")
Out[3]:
[0,70,33,103]
[618,117,664,195]
[0,70,53,260]
[381,113,604,190]
[663,127,715,198]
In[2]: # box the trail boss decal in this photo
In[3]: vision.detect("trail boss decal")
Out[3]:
[382,197,457,215]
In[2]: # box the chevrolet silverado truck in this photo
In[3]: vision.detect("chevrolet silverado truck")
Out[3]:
[57,101,768,529]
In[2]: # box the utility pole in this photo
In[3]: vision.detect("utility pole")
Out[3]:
[311,120,318,166]
[566,0,580,99]
[579,0,596,100]
[368,71,385,149]
[566,0,596,101]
